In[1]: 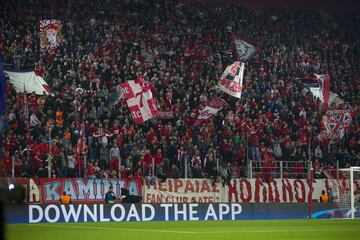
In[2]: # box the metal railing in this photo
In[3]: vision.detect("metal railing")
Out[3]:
[248,160,312,179]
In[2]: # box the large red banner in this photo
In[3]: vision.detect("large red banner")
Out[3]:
[1,178,142,204]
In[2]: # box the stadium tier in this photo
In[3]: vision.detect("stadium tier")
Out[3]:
[1,1,360,239]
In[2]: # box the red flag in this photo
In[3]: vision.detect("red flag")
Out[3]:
[314,74,330,109]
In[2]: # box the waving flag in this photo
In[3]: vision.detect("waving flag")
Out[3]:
[314,74,330,109]
[77,123,87,154]
[121,78,158,124]
[5,71,51,95]
[218,62,244,99]
[40,20,62,51]
[309,87,343,107]
[233,36,256,61]
[321,108,355,143]
[0,59,5,115]
[108,85,124,107]
[197,97,228,123]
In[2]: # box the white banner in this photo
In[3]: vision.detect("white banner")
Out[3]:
[218,62,244,99]
[4,71,51,95]
[144,179,225,203]
[197,105,222,120]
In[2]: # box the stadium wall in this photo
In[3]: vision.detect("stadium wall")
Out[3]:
[3,177,358,204]
[6,203,335,224]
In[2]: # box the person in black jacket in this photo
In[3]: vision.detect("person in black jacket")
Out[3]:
[104,185,116,204]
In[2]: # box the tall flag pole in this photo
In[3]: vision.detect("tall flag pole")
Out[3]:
[0,59,5,115]
[23,85,29,131]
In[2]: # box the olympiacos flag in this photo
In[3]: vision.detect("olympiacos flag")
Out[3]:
[314,74,330,109]
[233,36,256,61]
[320,108,355,143]
[197,97,228,123]
[40,20,62,51]
[218,61,244,99]
[121,78,158,124]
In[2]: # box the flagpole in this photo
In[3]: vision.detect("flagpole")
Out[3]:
[308,135,311,162]
[11,156,15,178]
[84,154,87,178]
[23,85,30,132]
[118,157,121,178]
[48,127,52,178]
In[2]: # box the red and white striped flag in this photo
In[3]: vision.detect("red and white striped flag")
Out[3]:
[77,123,87,154]
[121,78,158,124]
[196,97,228,123]
[314,74,330,109]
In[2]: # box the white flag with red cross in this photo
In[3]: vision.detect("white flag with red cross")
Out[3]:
[121,78,158,124]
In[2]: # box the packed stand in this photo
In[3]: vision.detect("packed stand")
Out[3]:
[0,0,360,183]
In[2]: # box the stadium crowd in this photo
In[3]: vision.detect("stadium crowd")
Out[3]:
[0,0,360,183]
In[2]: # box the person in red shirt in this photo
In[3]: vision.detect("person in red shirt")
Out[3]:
[154,149,163,165]
[299,129,309,151]
[248,128,260,161]
[75,154,84,177]
[38,138,50,155]
[236,143,246,163]
[86,162,96,179]
[134,167,143,180]
[143,149,152,165]
[0,151,11,177]
[109,156,120,173]
[294,162,305,179]
[33,152,42,169]
[50,141,60,155]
